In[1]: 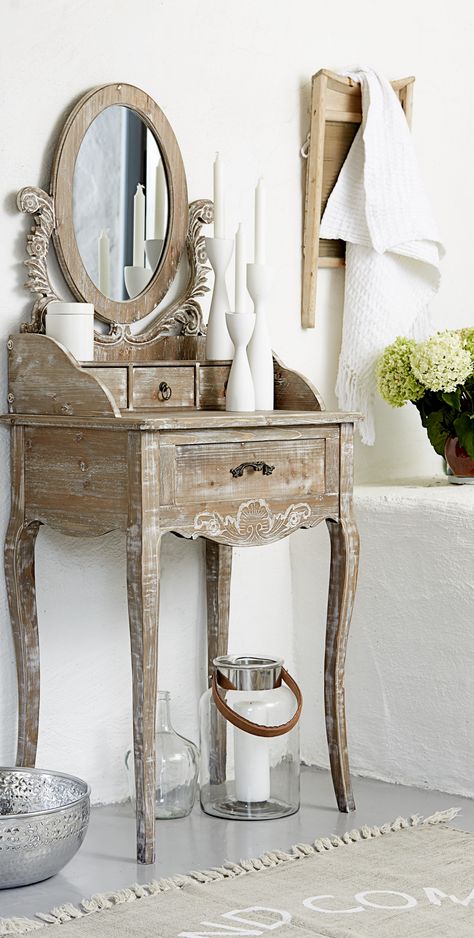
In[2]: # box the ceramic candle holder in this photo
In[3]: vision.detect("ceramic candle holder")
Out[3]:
[124,265,153,299]
[246,263,274,410]
[225,313,255,412]
[205,237,234,361]
[145,238,164,271]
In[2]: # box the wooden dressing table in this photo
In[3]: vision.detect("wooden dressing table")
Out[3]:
[2,84,359,864]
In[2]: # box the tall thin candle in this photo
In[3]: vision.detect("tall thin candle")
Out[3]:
[213,152,224,238]
[234,224,246,313]
[254,177,266,264]
[98,229,110,296]
[154,161,167,240]
[133,183,145,267]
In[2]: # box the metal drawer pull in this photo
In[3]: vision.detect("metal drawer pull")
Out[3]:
[230,461,275,478]
[158,381,172,401]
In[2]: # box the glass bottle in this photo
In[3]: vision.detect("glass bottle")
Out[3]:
[125,691,199,819]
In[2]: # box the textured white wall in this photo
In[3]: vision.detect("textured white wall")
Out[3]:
[0,0,473,802]
[293,483,474,798]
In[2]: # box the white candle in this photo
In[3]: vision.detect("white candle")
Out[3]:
[213,152,224,239]
[133,183,145,267]
[234,224,246,313]
[233,700,270,803]
[154,161,167,240]
[254,177,266,264]
[98,229,110,295]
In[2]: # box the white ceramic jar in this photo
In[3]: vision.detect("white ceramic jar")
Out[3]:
[45,302,94,361]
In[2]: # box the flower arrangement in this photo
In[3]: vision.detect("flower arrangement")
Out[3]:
[377,328,474,458]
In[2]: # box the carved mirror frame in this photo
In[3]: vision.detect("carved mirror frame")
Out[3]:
[51,83,188,326]
[17,83,213,356]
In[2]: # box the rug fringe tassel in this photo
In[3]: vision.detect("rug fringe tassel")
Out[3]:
[0,807,461,935]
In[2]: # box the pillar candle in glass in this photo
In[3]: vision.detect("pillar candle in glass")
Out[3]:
[233,700,270,802]
[200,655,301,820]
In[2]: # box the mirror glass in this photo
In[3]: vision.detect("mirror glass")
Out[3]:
[73,105,169,302]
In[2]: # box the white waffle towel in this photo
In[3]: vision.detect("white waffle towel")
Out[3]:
[320,67,443,444]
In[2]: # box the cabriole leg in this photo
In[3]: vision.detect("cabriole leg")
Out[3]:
[127,431,161,864]
[4,424,41,768]
[5,517,41,767]
[325,514,359,812]
[206,540,232,784]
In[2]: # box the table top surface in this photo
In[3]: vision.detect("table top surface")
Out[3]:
[0,409,360,431]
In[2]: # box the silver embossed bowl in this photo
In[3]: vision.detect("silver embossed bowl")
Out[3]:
[0,767,90,888]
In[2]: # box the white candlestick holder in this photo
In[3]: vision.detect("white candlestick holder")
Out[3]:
[124,265,153,299]
[225,313,255,412]
[205,237,234,361]
[145,238,165,271]
[246,263,274,410]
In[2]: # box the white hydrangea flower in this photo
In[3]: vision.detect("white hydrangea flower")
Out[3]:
[377,337,424,407]
[410,331,473,393]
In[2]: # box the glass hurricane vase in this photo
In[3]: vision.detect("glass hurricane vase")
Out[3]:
[125,691,199,819]
[200,656,301,821]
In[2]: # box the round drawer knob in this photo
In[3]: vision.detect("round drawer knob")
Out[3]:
[158,381,172,401]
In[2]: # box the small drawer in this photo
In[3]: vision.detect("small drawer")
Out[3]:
[133,366,195,409]
[173,436,332,506]
[199,364,230,409]
[87,367,128,409]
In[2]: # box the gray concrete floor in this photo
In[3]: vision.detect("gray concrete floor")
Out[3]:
[1,766,472,920]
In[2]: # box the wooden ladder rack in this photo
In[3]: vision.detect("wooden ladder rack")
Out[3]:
[301,69,415,328]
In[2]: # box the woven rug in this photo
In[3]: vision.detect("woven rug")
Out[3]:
[1,808,472,937]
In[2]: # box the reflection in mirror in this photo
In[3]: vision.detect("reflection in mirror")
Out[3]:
[73,105,169,302]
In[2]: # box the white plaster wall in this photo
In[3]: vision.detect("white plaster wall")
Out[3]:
[292,483,474,798]
[0,0,473,802]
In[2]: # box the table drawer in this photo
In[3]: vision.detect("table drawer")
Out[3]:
[133,366,195,408]
[199,364,229,409]
[172,435,336,506]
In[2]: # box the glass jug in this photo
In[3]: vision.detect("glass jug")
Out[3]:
[125,691,199,819]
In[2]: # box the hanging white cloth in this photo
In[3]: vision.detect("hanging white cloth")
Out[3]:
[320,67,443,444]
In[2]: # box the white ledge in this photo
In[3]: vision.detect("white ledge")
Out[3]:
[354,476,474,515]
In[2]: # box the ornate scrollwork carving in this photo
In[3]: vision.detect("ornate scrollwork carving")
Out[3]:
[193,498,313,545]
[94,199,212,355]
[17,192,212,346]
[159,198,212,336]
[17,187,61,334]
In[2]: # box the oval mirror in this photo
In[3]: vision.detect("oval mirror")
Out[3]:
[73,105,169,302]
[51,84,188,325]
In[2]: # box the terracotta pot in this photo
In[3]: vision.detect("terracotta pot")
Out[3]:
[444,435,474,478]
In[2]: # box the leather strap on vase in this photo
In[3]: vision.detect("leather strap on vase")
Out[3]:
[211,667,302,738]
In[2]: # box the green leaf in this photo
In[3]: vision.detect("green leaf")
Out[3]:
[425,410,452,456]
[442,388,462,411]
[454,413,474,459]
[465,374,474,397]
[415,391,447,428]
